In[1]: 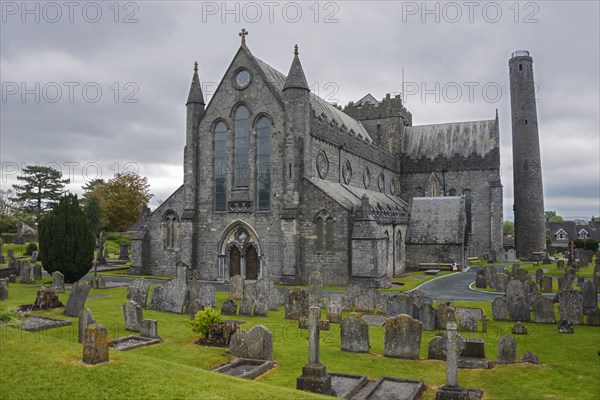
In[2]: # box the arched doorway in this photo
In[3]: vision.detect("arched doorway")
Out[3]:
[245,245,259,280]
[229,246,241,277]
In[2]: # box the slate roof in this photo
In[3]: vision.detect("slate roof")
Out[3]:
[407,197,466,244]
[546,220,600,240]
[252,55,373,143]
[404,119,498,160]
[355,94,379,106]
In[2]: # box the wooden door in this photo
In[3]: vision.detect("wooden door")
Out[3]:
[246,246,259,280]
[229,247,241,277]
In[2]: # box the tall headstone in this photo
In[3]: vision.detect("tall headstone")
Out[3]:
[436,303,456,329]
[141,319,160,339]
[199,285,217,309]
[33,264,42,281]
[221,299,238,316]
[475,270,487,289]
[581,280,598,313]
[82,324,109,365]
[327,294,343,323]
[243,282,257,301]
[444,323,461,387]
[189,299,203,320]
[383,314,422,360]
[539,276,552,293]
[387,293,413,317]
[505,280,530,321]
[532,296,556,324]
[420,302,436,331]
[64,280,91,317]
[308,271,323,308]
[19,263,31,284]
[340,314,369,353]
[354,287,377,313]
[123,300,143,332]
[557,290,583,325]
[229,275,243,300]
[78,308,95,344]
[127,278,150,307]
[51,271,65,293]
[496,335,517,364]
[494,273,510,292]
[491,297,510,321]
[0,279,8,300]
[507,249,517,262]
[285,287,309,320]
[238,299,254,316]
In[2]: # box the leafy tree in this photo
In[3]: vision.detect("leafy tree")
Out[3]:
[549,215,564,222]
[544,210,557,221]
[82,179,105,196]
[38,194,94,283]
[12,165,70,221]
[82,193,106,236]
[87,172,152,231]
[503,220,514,236]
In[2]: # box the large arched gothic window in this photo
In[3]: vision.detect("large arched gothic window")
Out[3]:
[214,121,228,211]
[234,105,250,187]
[256,116,272,210]
[163,211,178,250]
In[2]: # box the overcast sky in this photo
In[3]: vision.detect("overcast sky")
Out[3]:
[1,1,598,221]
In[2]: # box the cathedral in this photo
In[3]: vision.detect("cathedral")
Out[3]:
[130,32,503,287]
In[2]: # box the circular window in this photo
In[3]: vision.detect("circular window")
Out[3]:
[377,173,385,193]
[390,178,396,195]
[316,150,329,179]
[234,69,252,89]
[363,167,371,189]
[342,160,353,184]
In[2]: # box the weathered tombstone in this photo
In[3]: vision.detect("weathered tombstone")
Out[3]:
[285,287,309,320]
[340,314,369,353]
[557,259,565,269]
[475,270,486,289]
[507,249,517,262]
[496,335,517,364]
[268,286,283,311]
[51,271,65,293]
[484,266,497,289]
[586,309,600,326]
[221,299,238,316]
[427,334,446,360]
[491,297,509,321]
[243,282,257,302]
[419,302,436,331]
[64,280,91,317]
[511,322,527,335]
[256,277,274,312]
[517,268,530,282]
[123,300,143,332]
[296,306,335,396]
[444,323,462,387]
[189,299,203,320]
[581,280,598,313]
[308,271,323,308]
[436,303,456,329]
[91,275,106,289]
[239,299,254,316]
[0,279,8,300]
[535,268,544,284]
[520,350,540,364]
[525,280,539,310]
[457,312,477,332]
[199,285,217,309]
[327,294,343,323]
[557,276,569,291]
[150,278,187,314]
[387,293,413,317]
[127,278,150,307]
[532,296,556,324]
[505,280,530,321]
[229,275,243,300]
[8,274,16,284]
[33,264,42,281]
[494,273,510,292]
[149,286,166,311]
[141,319,160,339]
[557,319,574,334]
[30,250,38,263]
[557,290,583,324]
[229,325,273,360]
[383,314,422,360]
[498,248,506,262]
[375,293,388,315]
[78,308,95,344]
[19,263,31,284]
[354,287,377,313]
[118,244,129,260]
[539,276,553,293]
[82,324,109,365]
[343,284,360,311]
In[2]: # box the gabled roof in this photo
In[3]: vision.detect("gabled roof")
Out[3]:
[355,94,379,106]
[407,197,466,244]
[546,220,600,241]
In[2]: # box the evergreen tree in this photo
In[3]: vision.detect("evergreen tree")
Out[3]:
[38,194,94,283]
[12,165,70,221]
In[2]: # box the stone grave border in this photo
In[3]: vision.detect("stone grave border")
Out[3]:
[212,358,275,380]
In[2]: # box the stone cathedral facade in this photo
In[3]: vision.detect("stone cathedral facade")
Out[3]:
[130,35,503,287]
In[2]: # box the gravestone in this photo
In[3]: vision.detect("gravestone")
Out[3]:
[354,287,377,313]
[539,276,553,293]
[127,278,150,307]
[344,284,361,311]
[256,277,274,312]
[557,290,583,324]
[475,270,486,289]
[78,308,95,344]
[239,299,254,316]
[149,278,188,314]
[525,280,539,310]
[189,299,203,320]
[229,275,243,300]
[484,266,497,289]
[387,293,413,317]
[30,251,38,263]
[123,300,143,332]
[64,280,91,317]
[535,268,544,284]
[491,297,509,321]
[149,286,166,311]
[505,280,530,321]
[376,294,388,315]
[243,282,257,301]
[557,259,565,269]
[82,324,109,365]
[285,287,309,320]
[327,294,343,323]
[496,335,517,364]
[383,314,422,360]
[119,244,129,260]
[175,264,187,282]
[141,319,160,339]
[532,295,556,323]
[0,279,8,300]
[494,273,510,292]
[308,271,323,308]
[436,303,456,329]
[340,314,369,353]
[511,322,527,335]
[586,309,600,326]
[19,263,31,284]
[581,280,598,312]
[557,319,574,334]
[498,248,506,262]
[221,299,238,316]
[520,350,540,364]
[199,285,217,309]
[517,268,530,282]
[51,271,65,293]
[419,302,436,331]
[296,306,335,396]
[427,335,446,360]
[455,308,484,332]
[229,325,273,360]
[507,249,517,262]
[254,299,269,316]
[33,264,42,281]
[443,323,462,387]
[557,276,569,291]
[268,286,284,311]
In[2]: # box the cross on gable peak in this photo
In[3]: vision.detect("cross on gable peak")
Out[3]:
[239,28,249,45]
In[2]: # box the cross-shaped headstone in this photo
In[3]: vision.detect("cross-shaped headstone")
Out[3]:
[442,322,465,387]
[298,306,330,365]
[239,28,249,45]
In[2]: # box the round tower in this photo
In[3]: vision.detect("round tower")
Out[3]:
[509,50,545,258]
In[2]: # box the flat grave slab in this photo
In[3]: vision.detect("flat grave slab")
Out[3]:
[361,315,386,326]
[330,373,368,399]
[88,294,112,300]
[424,269,441,275]
[212,358,274,380]
[109,335,162,351]
[20,316,72,332]
[458,357,490,369]
[349,377,424,400]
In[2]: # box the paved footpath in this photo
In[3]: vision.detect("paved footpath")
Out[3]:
[416,266,503,302]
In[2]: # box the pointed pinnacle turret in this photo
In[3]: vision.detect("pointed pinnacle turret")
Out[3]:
[284,44,309,91]
[186,61,205,105]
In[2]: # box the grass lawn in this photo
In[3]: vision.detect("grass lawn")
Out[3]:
[1,283,599,399]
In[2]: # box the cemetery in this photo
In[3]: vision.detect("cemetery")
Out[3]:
[0,262,598,400]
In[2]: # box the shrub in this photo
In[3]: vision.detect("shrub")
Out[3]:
[38,194,95,283]
[104,233,131,246]
[1,233,14,243]
[24,243,38,256]
[186,307,223,338]
[573,239,599,251]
